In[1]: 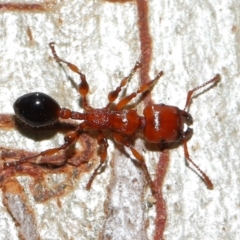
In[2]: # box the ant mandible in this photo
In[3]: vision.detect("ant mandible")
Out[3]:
[11,42,220,194]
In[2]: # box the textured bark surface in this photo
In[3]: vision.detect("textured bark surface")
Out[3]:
[0,0,238,239]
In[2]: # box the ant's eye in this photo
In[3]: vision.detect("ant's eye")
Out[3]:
[186,115,193,125]
[13,92,61,127]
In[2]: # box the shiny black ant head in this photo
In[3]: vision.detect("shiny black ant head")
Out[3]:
[14,92,61,127]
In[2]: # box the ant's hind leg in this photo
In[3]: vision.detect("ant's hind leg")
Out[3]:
[49,42,91,110]
[112,133,156,194]
[86,131,109,190]
[4,123,87,169]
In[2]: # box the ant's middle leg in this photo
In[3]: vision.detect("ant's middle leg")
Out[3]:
[112,133,156,194]
[86,131,109,190]
[49,42,91,110]
[115,70,164,110]
[107,62,141,107]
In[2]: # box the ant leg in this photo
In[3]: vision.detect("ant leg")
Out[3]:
[107,62,141,106]
[4,123,87,169]
[49,42,91,110]
[86,131,109,190]
[184,74,220,111]
[115,71,164,110]
[183,129,213,189]
[112,133,155,194]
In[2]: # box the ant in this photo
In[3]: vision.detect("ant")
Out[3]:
[9,42,220,194]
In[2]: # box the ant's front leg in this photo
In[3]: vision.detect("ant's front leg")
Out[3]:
[49,42,91,111]
[86,131,109,190]
[182,129,213,190]
[112,133,156,195]
[183,74,220,111]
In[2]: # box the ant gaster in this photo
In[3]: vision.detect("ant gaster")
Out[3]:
[11,42,220,194]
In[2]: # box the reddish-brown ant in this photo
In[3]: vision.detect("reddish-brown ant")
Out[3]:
[9,42,220,194]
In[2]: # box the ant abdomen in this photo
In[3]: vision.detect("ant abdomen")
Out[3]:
[14,92,60,127]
